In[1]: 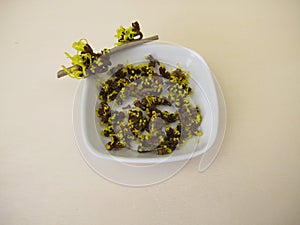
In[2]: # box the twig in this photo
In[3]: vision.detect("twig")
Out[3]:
[57,65,80,78]
[109,35,159,54]
[57,35,159,78]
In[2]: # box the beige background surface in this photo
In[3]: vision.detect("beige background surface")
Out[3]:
[1,0,300,224]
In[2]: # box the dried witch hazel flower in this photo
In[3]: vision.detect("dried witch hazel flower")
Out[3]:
[96,55,203,155]
[114,21,143,46]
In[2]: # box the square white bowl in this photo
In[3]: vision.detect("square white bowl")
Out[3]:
[74,42,219,164]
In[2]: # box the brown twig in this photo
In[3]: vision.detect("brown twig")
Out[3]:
[57,65,80,78]
[57,35,159,78]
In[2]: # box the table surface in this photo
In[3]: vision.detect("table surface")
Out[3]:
[1,0,300,224]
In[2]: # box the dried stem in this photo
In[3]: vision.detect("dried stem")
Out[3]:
[57,35,159,78]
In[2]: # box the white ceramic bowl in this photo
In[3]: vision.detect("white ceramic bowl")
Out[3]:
[74,42,219,165]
